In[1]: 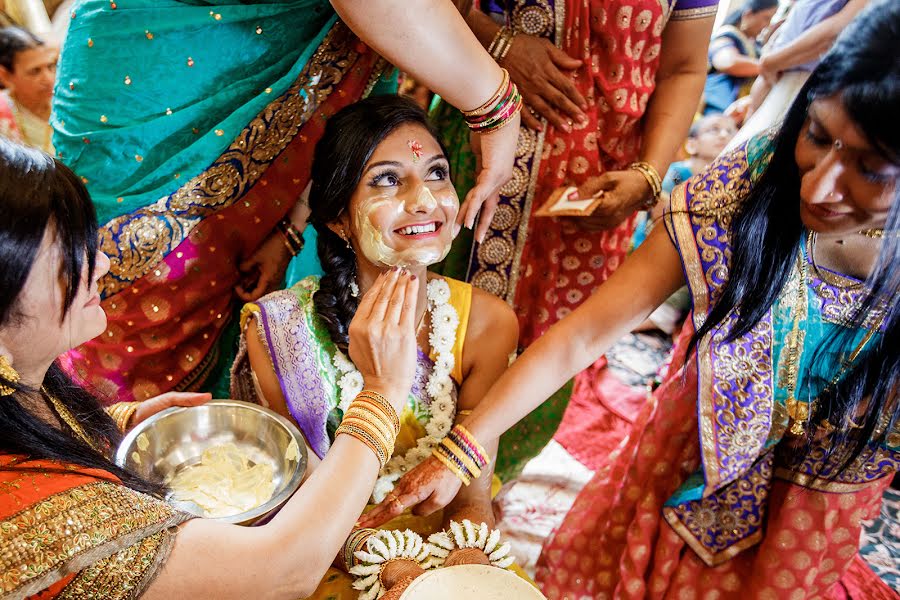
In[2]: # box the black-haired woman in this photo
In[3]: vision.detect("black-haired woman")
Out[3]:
[0,138,427,598]
[369,1,900,597]
[231,95,526,599]
[0,26,56,152]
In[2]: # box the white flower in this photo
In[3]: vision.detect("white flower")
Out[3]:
[436,354,455,374]
[427,376,453,398]
[426,279,451,305]
[429,331,453,353]
[432,303,459,331]
[333,351,355,374]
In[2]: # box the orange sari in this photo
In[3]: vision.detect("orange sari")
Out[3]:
[0,455,188,600]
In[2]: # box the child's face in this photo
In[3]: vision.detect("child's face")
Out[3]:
[689,116,738,160]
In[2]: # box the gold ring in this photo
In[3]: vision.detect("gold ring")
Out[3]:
[391,497,404,511]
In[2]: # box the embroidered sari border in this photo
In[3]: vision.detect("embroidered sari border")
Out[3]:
[663,506,764,567]
[98,21,359,296]
[1,481,189,600]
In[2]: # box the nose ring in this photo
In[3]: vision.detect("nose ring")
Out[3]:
[833,139,844,151]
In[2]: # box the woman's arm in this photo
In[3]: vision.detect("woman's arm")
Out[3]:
[359,225,687,527]
[641,16,717,177]
[710,46,760,78]
[577,15,715,231]
[463,225,685,445]
[758,0,870,80]
[442,289,519,527]
[142,270,420,600]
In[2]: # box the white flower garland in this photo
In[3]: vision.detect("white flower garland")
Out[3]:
[333,278,458,503]
[350,529,432,600]
[425,520,515,570]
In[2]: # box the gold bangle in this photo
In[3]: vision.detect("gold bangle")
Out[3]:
[341,415,394,455]
[342,528,376,570]
[343,409,396,449]
[337,423,389,467]
[355,391,400,433]
[462,69,510,118]
[628,161,662,208]
[351,397,400,436]
[106,401,140,432]
[442,437,483,479]
[432,445,472,485]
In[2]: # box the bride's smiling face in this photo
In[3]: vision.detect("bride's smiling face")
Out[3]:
[344,123,459,268]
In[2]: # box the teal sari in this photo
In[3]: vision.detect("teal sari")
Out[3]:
[55,1,389,401]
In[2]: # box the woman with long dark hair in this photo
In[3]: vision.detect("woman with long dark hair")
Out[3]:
[364,1,900,596]
[231,95,527,599]
[0,138,424,598]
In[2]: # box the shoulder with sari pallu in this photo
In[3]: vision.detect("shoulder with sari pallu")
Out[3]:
[0,454,189,600]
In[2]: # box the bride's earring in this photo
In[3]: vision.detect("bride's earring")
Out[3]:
[341,227,360,298]
[341,226,353,251]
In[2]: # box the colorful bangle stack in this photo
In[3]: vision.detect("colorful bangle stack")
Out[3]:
[336,390,400,468]
[462,69,523,134]
[105,401,141,433]
[431,424,489,486]
[628,161,663,209]
[487,26,516,63]
[342,528,377,570]
[276,218,304,256]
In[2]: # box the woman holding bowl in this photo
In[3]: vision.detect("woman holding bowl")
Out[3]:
[0,138,425,599]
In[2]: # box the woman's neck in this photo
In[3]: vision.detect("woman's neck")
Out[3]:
[810,231,882,281]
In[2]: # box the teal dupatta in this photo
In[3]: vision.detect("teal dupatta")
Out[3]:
[53,0,336,228]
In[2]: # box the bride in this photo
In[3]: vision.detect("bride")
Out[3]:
[231,95,526,598]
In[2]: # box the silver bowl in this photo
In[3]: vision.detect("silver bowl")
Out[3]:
[115,400,307,525]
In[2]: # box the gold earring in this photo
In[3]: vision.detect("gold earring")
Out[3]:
[0,355,19,396]
[341,227,352,250]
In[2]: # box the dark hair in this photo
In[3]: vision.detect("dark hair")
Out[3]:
[0,26,43,73]
[724,0,778,27]
[0,139,162,496]
[690,0,900,477]
[308,95,447,349]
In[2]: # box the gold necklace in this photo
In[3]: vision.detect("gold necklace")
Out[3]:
[783,232,882,435]
[857,228,895,239]
[783,245,810,436]
[43,388,105,454]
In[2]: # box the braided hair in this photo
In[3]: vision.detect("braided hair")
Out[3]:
[308,95,447,349]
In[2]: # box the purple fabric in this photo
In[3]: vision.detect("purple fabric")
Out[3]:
[770,0,848,72]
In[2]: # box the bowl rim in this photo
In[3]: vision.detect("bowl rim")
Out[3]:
[114,399,308,524]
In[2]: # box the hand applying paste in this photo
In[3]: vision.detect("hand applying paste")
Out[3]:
[354,185,458,268]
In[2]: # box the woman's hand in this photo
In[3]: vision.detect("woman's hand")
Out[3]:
[348,269,419,410]
[505,34,587,132]
[236,229,293,302]
[459,111,521,244]
[130,392,212,428]
[570,169,652,231]
[357,455,463,528]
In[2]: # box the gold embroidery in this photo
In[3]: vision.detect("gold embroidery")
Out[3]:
[98,23,362,296]
[57,528,175,600]
[1,481,187,598]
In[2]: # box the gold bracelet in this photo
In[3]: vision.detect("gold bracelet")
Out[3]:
[355,391,400,434]
[342,528,377,570]
[343,410,395,450]
[628,161,662,209]
[341,415,394,456]
[352,398,400,437]
[432,445,472,485]
[462,69,510,118]
[442,437,483,479]
[105,401,140,432]
[337,423,390,467]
